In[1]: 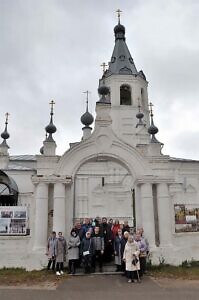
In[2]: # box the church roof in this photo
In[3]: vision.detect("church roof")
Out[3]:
[7,164,35,171]
[104,21,138,77]
[169,157,199,163]
[10,155,36,161]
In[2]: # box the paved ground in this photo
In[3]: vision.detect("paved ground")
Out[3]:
[0,275,199,300]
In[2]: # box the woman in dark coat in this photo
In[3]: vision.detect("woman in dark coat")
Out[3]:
[114,228,123,271]
[81,231,95,273]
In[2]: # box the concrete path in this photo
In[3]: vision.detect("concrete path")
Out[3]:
[0,275,199,300]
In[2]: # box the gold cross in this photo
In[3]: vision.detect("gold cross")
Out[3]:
[116,9,122,23]
[100,62,108,73]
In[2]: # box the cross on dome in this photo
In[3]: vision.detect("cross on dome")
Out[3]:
[149,102,154,116]
[5,112,9,123]
[49,100,55,115]
[83,90,91,111]
[100,62,108,74]
[116,9,122,23]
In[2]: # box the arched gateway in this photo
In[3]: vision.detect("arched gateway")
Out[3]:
[74,156,135,225]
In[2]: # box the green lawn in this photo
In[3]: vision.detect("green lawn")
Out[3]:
[0,268,65,286]
[0,265,199,286]
[149,264,199,280]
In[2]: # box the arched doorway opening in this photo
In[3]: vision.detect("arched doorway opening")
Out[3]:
[0,171,18,206]
[74,156,135,226]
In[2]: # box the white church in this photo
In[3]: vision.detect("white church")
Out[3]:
[0,15,199,270]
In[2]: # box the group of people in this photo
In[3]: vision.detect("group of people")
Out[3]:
[46,217,149,282]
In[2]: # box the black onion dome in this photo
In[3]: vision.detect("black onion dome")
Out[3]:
[136,112,144,120]
[1,130,9,140]
[81,111,94,126]
[114,22,125,40]
[98,85,109,96]
[148,123,159,135]
[114,23,125,35]
[45,122,56,134]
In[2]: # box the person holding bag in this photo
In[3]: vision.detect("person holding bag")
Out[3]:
[81,231,95,274]
[123,235,140,283]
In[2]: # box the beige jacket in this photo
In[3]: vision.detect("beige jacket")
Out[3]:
[123,241,140,271]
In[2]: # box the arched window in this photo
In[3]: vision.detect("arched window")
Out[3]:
[141,88,145,107]
[120,84,131,105]
[0,171,18,206]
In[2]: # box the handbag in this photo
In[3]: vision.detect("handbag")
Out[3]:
[83,239,91,256]
[132,257,138,266]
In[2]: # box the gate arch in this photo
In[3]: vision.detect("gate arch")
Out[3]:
[0,170,18,206]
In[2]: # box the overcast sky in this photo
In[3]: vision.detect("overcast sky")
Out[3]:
[0,0,199,159]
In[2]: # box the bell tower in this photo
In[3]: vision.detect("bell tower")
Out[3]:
[100,11,150,147]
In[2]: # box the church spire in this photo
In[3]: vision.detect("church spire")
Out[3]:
[0,113,10,148]
[42,101,57,156]
[136,99,145,127]
[104,10,138,77]
[45,100,57,142]
[81,91,94,140]
[98,62,110,104]
[81,91,94,128]
[148,102,160,143]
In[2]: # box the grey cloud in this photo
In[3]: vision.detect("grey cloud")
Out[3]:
[0,0,199,158]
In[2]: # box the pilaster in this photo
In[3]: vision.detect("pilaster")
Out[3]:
[53,182,66,236]
[140,183,156,247]
[157,183,172,246]
[33,182,48,250]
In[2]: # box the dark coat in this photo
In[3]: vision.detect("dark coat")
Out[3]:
[121,237,128,257]
[81,237,95,256]
[100,223,113,243]
[114,235,123,256]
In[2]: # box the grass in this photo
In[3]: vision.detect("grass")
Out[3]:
[0,264,199,286]
[0,268,66,286]
[148,264,199,280]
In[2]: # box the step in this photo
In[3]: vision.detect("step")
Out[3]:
[68,262,124,275]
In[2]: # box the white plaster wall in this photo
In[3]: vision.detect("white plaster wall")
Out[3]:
[2,124,199,269]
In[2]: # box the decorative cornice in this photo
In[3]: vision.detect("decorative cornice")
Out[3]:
[135,175,175,185]
[32,174,72,185]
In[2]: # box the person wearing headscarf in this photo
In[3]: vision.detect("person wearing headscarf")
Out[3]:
[123,235,140,283]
